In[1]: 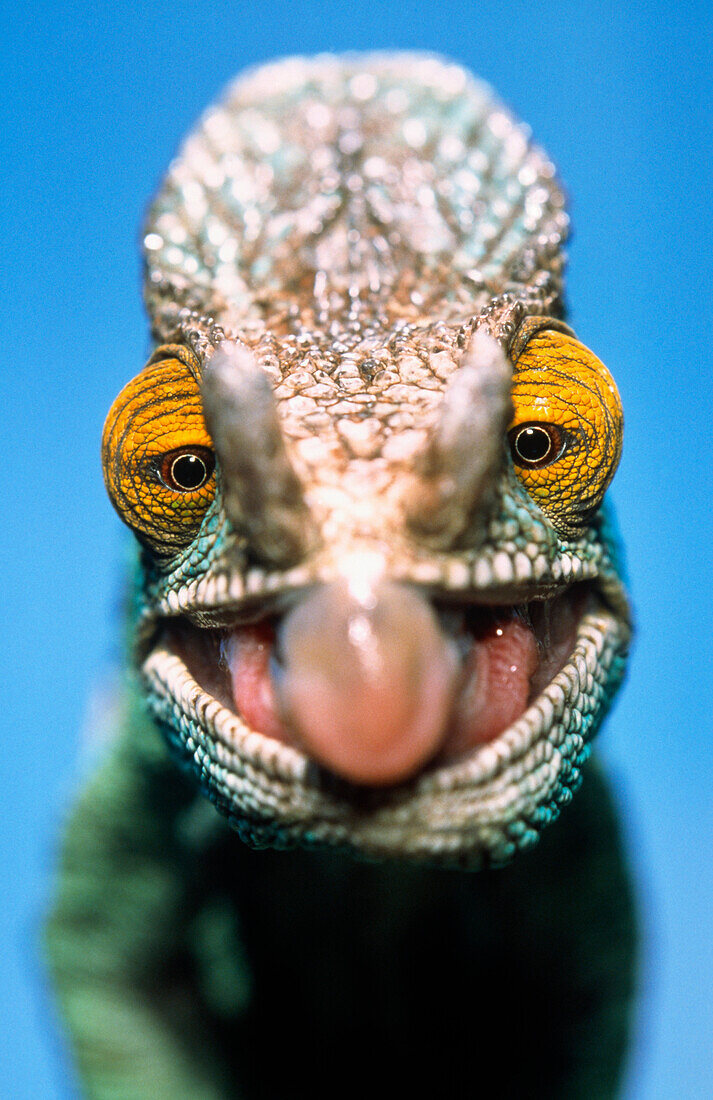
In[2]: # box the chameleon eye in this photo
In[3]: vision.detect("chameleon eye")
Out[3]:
[161,449,215,492]
[509,324,623,534]
[508,423,564,468]
[102,345,216,555]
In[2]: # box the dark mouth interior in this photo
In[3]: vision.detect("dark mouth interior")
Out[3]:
[165,584,591,787]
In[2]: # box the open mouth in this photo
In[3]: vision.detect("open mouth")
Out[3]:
[159,582,590,789]
[141,573,627,864]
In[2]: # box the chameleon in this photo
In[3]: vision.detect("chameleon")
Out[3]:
[46,54,636,1098]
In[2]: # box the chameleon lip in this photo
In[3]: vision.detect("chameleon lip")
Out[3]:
[163,584,589,790]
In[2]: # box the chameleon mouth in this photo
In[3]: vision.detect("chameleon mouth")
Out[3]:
[163,584,589,790]
[142,576,627,863]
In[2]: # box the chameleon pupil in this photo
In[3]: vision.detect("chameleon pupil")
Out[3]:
[170,454,207,490]
[513,425,553,465]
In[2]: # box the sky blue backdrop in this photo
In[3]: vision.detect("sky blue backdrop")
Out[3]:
[3,1,711,1096]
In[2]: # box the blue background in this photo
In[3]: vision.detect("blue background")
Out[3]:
[3,1,711,1095]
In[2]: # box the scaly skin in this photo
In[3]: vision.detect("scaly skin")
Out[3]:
[47,55,636,1097]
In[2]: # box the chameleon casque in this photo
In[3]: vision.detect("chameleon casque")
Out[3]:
[47,54,636,1098]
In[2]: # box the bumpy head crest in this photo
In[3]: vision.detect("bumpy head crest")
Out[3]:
[142,53,569,348]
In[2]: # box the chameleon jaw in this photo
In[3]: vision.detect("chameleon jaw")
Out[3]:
[140,580,629,867]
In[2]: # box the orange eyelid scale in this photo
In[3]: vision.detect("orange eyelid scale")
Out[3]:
[510,329,623,531]
[102,349,215,552]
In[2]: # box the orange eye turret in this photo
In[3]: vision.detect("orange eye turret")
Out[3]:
[102,345,216,555]
[509,325,623,535]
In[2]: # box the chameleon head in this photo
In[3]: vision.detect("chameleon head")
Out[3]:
[102,311,630,867]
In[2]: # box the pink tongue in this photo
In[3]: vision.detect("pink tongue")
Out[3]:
[223,593,541,786]
[222,624,286,744]
[225,582,461,785]
[273,581,462,785]
[444,615,539,759]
